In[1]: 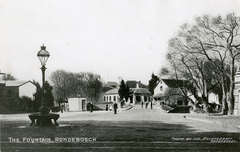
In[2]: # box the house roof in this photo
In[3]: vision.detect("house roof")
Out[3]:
[4,81,34,87]
[103,81,119,92]
[126,81,147,88]
[133,88,151,95]
[161,79,188,88]
[105,88,119,95]
[102,86,114,93]
[107,81,119,86]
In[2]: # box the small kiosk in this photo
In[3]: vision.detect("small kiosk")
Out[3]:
[68,98,87,112]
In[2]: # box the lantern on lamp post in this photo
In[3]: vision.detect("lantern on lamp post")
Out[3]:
[37,44,50,114]
[28,44,59,127]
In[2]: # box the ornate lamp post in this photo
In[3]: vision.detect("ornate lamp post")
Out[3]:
[37,44,50,114]
[28,44,59,126]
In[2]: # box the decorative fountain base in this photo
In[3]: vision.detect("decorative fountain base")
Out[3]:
[28,113,59,127]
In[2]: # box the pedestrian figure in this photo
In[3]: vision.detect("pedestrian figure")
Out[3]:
[146,102,148,109]
[66,103,69,112]
[121,99,125,108]
[90,102,93,112]
[87,102,90,111]
[151,101,153,109]
[61,105,64,113]
[114,102,118,114]
[141,101,143,109]
[106,104,108,111]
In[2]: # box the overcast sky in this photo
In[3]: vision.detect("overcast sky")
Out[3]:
[0,0,239,84]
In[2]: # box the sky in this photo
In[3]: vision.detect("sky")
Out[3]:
[0,0,240,85]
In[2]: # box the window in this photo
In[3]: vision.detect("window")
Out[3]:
[109,96,111,101]
[114,96,116,101]
[160,86,163,91]
[104,96,106,101]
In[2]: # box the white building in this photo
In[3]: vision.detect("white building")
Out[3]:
[131,82,151,105]
[153,79,219,107]
[5,81,36,99]
[104,88,119,103]
[234,71,240,115]
[68,98,87,112]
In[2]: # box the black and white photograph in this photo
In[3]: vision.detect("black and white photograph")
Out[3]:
[1,0,240,151]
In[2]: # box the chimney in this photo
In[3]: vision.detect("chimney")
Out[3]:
[136,82,139,88]
[136,81,141,88]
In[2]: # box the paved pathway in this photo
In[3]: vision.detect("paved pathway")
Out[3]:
[2,105,240,152]
[1,104,240,132]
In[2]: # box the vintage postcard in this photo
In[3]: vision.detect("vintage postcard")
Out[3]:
[1,0,240,151]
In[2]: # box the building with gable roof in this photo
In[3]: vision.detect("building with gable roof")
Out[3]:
[106,81,119,88]
[0,80,36,113]
[125,80,151,104]
[153,78,220,109]
[131,82,151,105]
[153,79,187,99]
[104,88,119,103]
[126,80,147,89]
[102,80,151,106]
[102,81,119,103]
[153,79,187,106]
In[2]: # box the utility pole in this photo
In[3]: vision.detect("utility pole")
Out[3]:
[107,69,109,82]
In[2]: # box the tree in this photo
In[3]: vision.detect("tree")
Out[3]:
[118,80,130,108]
[81,73,103,103]
[44,81,54,108]
[32,80,54,111]
[159,67,171,77]
[2,74,16,81]
[50,70,103,104]
[19,96,34,112]
[32,81,42,112]
[167,13,240,114]
[50,70,78,101]
[167,42,210,111]
[118,80,126,101]
[118,80,130,100]
[124,85,130,101]
[148,73,159,95]
[164,87,186,107]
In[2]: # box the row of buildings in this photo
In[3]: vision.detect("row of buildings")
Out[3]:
[2,72,240,115]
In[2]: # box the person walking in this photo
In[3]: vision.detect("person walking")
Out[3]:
[151,101,153,109]
[114,102,118,114]
[87,102,90,111]
[106,104,108,111]
[90,102,93,112]
[61,104,64,113]
[141,101,143,109]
